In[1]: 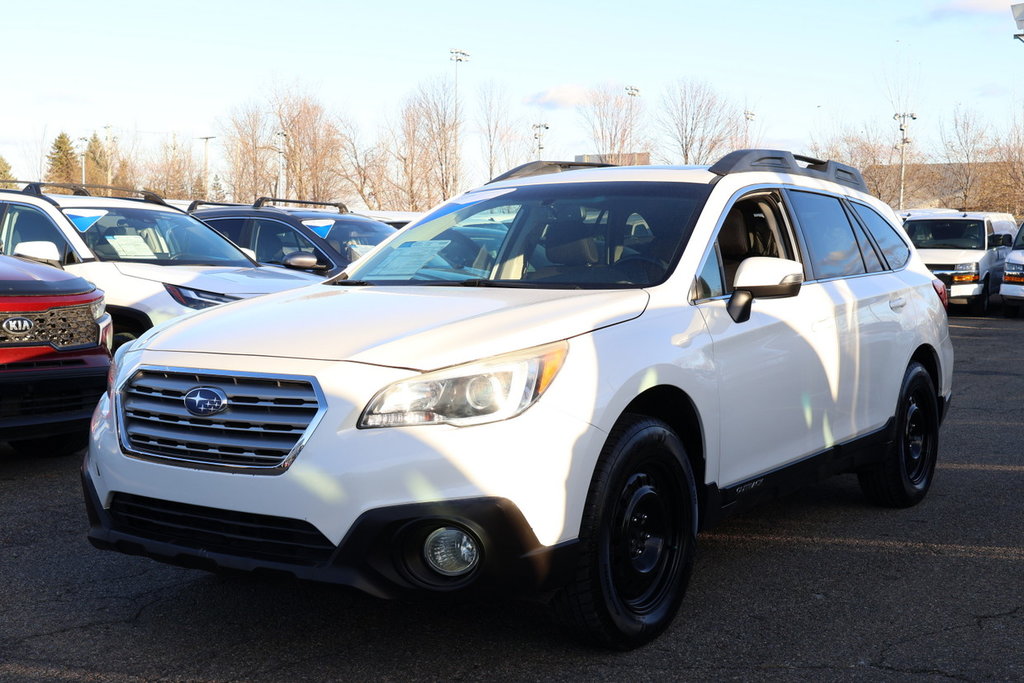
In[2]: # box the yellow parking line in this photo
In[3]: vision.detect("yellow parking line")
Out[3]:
[0,663,153,682]
[704,532,1024,561]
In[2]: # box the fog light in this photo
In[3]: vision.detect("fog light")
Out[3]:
[423,526,479,577]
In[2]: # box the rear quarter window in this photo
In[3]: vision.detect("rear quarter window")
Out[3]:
[850,203,910,270]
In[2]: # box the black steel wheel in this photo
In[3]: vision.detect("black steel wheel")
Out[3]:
[554,415,697,649]
[858,362,939,508]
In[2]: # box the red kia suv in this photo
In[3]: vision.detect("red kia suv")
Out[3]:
[1,255,111,456]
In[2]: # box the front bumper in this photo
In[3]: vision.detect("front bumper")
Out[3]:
[0,363,108,440]
[82,466,578,599]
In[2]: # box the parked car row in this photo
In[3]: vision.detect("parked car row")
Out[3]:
[77,150,954,649]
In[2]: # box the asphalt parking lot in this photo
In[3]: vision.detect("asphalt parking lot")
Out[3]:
[1,309,1021,681]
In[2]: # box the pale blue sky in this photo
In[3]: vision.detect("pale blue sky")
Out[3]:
[5,0,1023,188]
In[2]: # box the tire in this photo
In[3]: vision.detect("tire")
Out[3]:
[553,415,697,649]
[858,362,939,508]
[1002,303,1020,318]
[9,431,89,457]
[968,280,989,316]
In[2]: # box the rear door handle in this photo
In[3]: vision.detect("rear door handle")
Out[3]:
[889,296,906,311]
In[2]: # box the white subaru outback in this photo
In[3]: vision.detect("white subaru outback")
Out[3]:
[83,151,953,649]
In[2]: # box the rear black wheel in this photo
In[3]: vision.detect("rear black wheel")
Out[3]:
[554,415,697,649]
[858,362,939,508]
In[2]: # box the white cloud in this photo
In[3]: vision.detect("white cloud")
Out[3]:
[524,84,591,111]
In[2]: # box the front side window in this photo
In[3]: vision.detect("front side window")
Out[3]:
[904,218,985,251]
[251,219,327,266]
[66,206,252,267]
[345,182,710,288]
[714,192,796,293]
[0,203,73,262]
[788,191,866,280]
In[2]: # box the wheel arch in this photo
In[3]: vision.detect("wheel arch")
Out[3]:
[106,305,153,336]
[910,343,944,412]
[619,385,707,518]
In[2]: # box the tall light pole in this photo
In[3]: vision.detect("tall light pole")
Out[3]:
[743,110,756,148]
[532,123,549,160]
[78,137,88,184]
[894,112,916,211]
[625,85,639,162]
[104,125,114,185]
[197,136,215,197]
[449,48,469,195]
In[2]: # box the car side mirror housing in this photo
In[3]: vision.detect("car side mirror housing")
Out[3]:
[727,257,804,323]
[282,251,325,271]
[13,241,63,268]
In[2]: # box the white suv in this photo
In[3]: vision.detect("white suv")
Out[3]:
[902,210,1017,315]
[84,151,953,649]
[0,183,320,344]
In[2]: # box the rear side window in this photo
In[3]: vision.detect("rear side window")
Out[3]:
[204,217,246,244]
[850,203,910,269]
[788,191,865,280]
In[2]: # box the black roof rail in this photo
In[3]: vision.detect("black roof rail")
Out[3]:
[253,197,349,213]
[707,149,868,193]
[486,161,617,185]
[19,181,92,196]
[187,199,246,213]
[15,180,175,207]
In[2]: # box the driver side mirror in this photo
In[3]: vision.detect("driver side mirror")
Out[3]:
[993,234,1014,248]
[13,241,63,269]
[727,257,804,324]
[282,251,327,271]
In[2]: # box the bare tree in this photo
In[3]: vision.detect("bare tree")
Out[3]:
[579,84,645,162]
[937,106,992,211]
[415,78,461,201]
[272,88,345,201]
[381,96,433,211]
[659,79,741,164]
[337,118,389,210]
[478,81,531,179]
[144,135,202,199]
[221,102,278,202]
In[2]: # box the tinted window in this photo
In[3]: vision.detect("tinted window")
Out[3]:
[849,213,884,273]
[789,191,865,279]
[850,203,910,269]
[204,217,246,244]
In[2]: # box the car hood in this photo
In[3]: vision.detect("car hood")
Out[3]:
[143,285,649,370]
[114,262,319,295]
[0,255,95,295]
[916,248,985,266]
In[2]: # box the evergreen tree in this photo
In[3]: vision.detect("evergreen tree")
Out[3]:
[85,132,110,187]
[210,174,227,202]
[45,132,81,183]
[0,154,14,189]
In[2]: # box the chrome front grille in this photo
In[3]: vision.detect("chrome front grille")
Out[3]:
[120,367,323,472]
[0,304,98,349]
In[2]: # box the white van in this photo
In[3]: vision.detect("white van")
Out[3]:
[999,227,1024,316]
[902,211,1017,315]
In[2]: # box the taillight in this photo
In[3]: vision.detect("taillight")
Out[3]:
[931,279,949,310]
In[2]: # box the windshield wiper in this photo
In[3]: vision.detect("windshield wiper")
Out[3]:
[328,277,373,286]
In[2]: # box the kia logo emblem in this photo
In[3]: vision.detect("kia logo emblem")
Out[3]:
[2,317,34,335]
[183,387,229,416]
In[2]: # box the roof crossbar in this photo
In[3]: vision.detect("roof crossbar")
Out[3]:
[253,197,349,213]
[708,149,868,193]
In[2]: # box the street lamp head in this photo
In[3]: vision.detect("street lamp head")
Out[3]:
[625,85,639,97]
[450,48,470,62]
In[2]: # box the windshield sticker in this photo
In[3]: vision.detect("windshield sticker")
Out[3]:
[105,235,158,259]
[301,219,334,240]
[64,209,108,233]
[369,240,450,276]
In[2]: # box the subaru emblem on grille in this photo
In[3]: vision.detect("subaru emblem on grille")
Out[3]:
[2,317,34,335]
[183,387,229,416]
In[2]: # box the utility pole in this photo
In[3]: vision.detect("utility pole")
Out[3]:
[894,112,916,211]
[78,137,88,184]
[275,131,287,197]
[743,110,755,148]
[104,125,114,185]
[625,85,639,163]
[532,123,549,160]
[197,136,215,197]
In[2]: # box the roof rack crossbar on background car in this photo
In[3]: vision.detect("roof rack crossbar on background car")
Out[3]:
[708,149,868,193]
[486,161,617,185]
[12,180,175,208]
[187,200,246,213]
[253,197,349,213]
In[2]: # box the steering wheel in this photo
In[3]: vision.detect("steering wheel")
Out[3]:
[437,230,483,269]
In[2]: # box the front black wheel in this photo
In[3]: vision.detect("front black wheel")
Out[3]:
[968,281,990,316]
[858,362,939,508]
[554,415,697,649]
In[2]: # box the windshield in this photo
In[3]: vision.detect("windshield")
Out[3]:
[904,218,986,250]
[300,217,395,261]
[344,182,709,288]
[1013,229,1024,250]
[65,206,253,266]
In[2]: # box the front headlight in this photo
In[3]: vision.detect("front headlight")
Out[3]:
[954,262,978,272]
[359,341,569,428]
[164,284,240,310]
[90,295,106,320]
[1006,262,1024,274]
